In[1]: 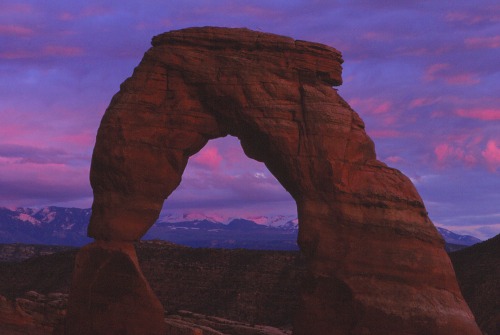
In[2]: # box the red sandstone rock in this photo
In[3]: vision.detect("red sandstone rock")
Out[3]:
[0,292,66,335]
[64,241,165,335]
[164,310,291,335]
[67,27,481,334]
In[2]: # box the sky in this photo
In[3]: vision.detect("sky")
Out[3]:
[0,1,499,240]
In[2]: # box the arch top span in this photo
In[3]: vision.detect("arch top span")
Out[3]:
[151,26,344,86]
[73,27,482,335]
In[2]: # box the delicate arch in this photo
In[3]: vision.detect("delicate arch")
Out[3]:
[65,27,481,335]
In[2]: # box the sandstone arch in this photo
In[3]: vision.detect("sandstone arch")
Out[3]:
[65,27,481,335]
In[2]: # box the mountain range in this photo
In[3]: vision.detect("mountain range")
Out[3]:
[0,206,481,250]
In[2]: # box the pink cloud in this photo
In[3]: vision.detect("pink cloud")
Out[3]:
[445,10,500,25]
[465,36,500,49]
[81,5,114,17]
[435,143,454,162]
[56,132,95,146]
[191,146,222,170]
[445,12,484,24]
[0,159,91,207]
[424,63,450,81]
[59,12,76,21]
[361,31,392,41]
[238,5,277,18]
[455,108,500,121]
[368,129,402,139]
[424,63,479,85]
[482,140,500,172]
[57,6,116,21]
[0,153,89,185]
[348,98,393,115]
[374,101,392,114]
[381,115,398,126]
[430,110,447,118]
[434,143,477,167]
[409,98,436,109]
[0,24,34,37]
[1,45,84,59]
[444,73,480,85]
[0,123,31,140]
[43,45,84,57]
[225,144,250,166]
[433,134,488,169]
[0,50,34,59]
[385,156,404,164]
[0,3,32,14]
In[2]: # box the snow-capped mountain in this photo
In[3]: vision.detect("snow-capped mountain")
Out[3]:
[436,227,482,246]
[0,207,92,246]
[157,212,298,229]
[149,212,299,249]
[0,207,482,250]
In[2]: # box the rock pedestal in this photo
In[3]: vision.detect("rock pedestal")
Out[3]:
[64,241,165,335]
[66,27,481,334]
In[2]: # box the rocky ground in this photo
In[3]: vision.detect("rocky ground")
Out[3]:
[449,233,500,335]
[0,244,74,262]
[164,310,291,335]
[0,236,498,334]
[0,291,67,335]
[0,291,291,335]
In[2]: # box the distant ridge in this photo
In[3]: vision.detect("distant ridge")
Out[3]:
[0,207,481,250]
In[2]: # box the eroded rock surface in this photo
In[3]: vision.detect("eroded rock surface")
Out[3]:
[0,291,67,335]
[64,241,166,335]
[67,27,481,334]
[165,310,291,335]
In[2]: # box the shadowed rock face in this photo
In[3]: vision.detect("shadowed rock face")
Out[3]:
[66,27,481,334]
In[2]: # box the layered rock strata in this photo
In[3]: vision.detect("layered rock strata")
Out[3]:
[164,310,291,335]
[0,291,67,335]
[66,27,481,334]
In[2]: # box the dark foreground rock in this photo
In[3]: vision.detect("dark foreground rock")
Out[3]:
[164,310,291,335]
[0,291,290,335]
[0,291,67,335]
[450,233,500,335]
[0,237,498,334]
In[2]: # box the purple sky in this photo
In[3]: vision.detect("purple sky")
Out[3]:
[1,1,499,239]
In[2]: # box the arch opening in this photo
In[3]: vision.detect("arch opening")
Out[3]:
[147,135,299,250]
[165,136,297,217]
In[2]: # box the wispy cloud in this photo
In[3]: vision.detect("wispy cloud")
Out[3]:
[482,140,500,172]
[0,159,91,207]
[43,45,84,56]
[444,6,500,25]
[0,3,32,14]
[0,24,34,36]
[424,63,480,85]
[465,35,500,49]
[191,146,223,170]
[0,144,71,165]
[455,108,500,121]
[434,143,477,167]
